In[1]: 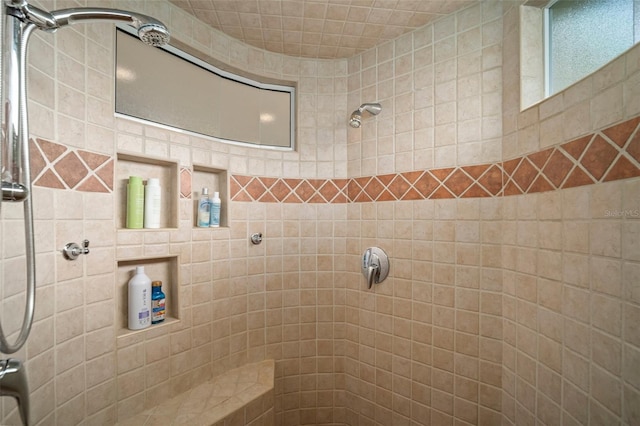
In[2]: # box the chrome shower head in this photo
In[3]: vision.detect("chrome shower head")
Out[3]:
[349,110,362,128]
[14,3,170,46]
[138,23,171,47]
[50,7,170,46]
[348,102,382,128]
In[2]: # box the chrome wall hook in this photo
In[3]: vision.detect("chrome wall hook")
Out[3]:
[250,233,263,245]
[62,239,90,260]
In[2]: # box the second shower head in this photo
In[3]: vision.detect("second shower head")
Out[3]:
[349,110,362,128]
[349,103,382,128]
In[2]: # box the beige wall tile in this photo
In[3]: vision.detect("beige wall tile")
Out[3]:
[3,2,639,426]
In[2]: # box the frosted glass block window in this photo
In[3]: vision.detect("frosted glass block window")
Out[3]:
[115,29,295,150]
[547,0,639,94]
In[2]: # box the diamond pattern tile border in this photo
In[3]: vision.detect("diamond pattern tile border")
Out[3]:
[31,116,640,200]
[232,116,640,202]
[30,138,113,193]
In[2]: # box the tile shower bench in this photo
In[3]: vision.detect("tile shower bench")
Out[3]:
[116,359,274,426]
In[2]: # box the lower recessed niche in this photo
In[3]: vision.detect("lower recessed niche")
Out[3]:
[116,255,180,336]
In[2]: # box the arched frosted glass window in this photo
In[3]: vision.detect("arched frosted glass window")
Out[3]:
[115,29,295,150]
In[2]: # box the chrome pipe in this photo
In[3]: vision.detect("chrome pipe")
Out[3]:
[2,2,22,189]
[359,102,382,116]
[51,8,165,30]
[10,1,56,30]
[0,11,37,355]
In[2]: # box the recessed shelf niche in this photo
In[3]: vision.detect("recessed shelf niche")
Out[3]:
[116,256,180,337]
[192,165,228,228]
[116,152,179,229]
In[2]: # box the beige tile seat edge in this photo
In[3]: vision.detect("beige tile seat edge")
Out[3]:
[115,359,275,426]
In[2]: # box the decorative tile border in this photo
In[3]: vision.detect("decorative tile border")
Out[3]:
[30,138,113,192]
[230,176,350,203]
[230,116,640,202]
[502,117,640,195]
[30,116,640,201]
[231,165,503,203]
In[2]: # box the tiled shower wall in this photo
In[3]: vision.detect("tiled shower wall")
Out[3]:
[0,1,639,426]
[342,2,505,424]
[341,1,640,426]
[499,2,640,425]
[1,0,349,425]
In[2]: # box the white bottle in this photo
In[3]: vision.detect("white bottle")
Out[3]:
[209,191,221,227]
[128,266,151,330]
[144,178,161,229]
[197,188,210,227]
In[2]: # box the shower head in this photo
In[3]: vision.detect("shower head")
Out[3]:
[51,7,170,46]
[138,23,171,47]
[14,2,170,46]
[348,102,382,128]
[349,110,362,128]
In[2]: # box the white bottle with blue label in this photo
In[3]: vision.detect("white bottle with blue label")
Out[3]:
[128,266,151,330]
[209,191,221,227]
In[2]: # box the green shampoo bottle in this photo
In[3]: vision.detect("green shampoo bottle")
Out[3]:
[126,176,144,228]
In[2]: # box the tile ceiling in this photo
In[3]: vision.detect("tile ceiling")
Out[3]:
[170,0,476,59]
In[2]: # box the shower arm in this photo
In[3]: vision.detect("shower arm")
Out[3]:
[358,102,382,116]
[6,1,168,33]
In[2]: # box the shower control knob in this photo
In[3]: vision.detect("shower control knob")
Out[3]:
[62,239,90,260]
